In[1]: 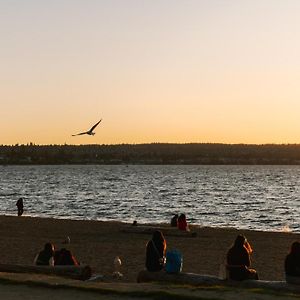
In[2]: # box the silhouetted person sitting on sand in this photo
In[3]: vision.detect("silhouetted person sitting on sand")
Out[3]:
[226,234,258,281]
[177,214,189,231]
[145,230,166,272]
[170,214,178,227]
[16,197,24,216]
[285,241,300,282]
[54,248,79,266]
[34,243,55,266]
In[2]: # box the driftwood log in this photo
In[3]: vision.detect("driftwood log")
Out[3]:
[137,270,300,294]
[121,226,197,237]
[0,264,92,280]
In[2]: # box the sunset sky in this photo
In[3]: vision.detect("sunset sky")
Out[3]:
[1,0,300,145]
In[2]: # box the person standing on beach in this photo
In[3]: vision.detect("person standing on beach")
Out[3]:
[16,197,24,216]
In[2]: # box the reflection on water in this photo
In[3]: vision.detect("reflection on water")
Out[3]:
[1,165,299,232]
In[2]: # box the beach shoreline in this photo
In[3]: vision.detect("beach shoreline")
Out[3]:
[1,212,296,234]
[0,215,299,282]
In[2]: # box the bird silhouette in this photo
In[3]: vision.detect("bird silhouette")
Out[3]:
[72,119,102,136]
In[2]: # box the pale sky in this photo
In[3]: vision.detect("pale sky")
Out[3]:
[1,0,300,145]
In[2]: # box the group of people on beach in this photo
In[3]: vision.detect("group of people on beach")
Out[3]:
[15,198,300,283]
[145,227,300,282]
[34,243,79,266]
[31,226,300,284]
[170,213,189,231]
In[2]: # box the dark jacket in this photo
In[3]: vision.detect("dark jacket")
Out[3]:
[227,245,251,280]
[285,253,300,277]
[145,240,164,272]
[54,248,79,266]
[35,250,53,266]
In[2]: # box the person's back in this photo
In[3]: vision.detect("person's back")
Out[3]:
[170,214,178,227]
[227,244,250,267]
[226,235,258,281]
[177,214,188,231]
[145,231,166,272]
[35,243,54,266]
[285,242,300,278]
[54,248,79,266]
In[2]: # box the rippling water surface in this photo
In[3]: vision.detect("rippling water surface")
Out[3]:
[1,165,300,232]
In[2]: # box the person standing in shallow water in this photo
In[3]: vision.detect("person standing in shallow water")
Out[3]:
[16,198,24,216]
[285,241,300,279]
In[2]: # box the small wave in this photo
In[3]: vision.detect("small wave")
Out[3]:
[280,225,292,233]
[105,177,123,182]
[158,189,169,193]
[200,212,217,216]
[0,164,300,233]
[0,192,19,197]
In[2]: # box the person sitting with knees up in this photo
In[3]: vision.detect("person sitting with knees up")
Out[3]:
[226,234,258,281]
[145,230,166,272]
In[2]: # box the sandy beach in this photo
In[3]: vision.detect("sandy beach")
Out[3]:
[1,215,300,300]
[0,215,299,282]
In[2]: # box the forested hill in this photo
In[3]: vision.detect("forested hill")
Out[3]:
[1,143,300,165]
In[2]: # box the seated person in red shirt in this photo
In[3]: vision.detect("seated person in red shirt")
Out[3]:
[177,214,189,231]
[54,248,79,266]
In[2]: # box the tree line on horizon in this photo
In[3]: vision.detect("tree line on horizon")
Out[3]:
[0,143,300,165]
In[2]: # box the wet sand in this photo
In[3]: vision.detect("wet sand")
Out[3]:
[0,215,299,282]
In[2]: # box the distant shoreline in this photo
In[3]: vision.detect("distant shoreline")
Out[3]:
[1,143,300,165]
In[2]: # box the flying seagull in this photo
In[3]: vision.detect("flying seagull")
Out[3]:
[72,119,102,136]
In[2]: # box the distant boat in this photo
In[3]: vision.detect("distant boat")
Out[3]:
[72,119,102,136]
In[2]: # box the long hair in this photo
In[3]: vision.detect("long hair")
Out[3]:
[233,234,252,254]
[44,243,55,256]
[178,214,186,222]
[290,241,300,256]
[233,235,246,248]
[152,230,166,254]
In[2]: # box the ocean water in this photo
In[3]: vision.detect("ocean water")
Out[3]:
[1,165,299,232]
